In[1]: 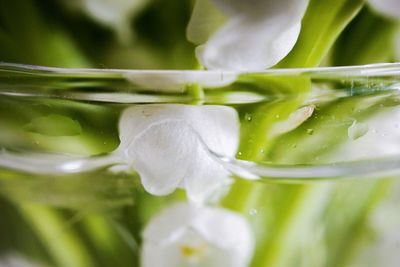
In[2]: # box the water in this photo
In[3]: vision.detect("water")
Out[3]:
[1,63,400,267]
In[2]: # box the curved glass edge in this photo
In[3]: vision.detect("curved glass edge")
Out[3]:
[1,62,400,77]
[219,156,400,182]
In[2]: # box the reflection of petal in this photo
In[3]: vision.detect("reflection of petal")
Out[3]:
[124,71,237,92]
[368,0,400,19]
[193,0,309,70]
[142,203,254,267]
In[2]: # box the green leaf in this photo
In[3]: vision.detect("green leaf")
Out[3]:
[332,8,398,66]
[0,0,90,67]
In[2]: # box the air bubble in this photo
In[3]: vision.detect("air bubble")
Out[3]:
[245,113,252,122]
[348,120,369,140]
[249,209,258,216]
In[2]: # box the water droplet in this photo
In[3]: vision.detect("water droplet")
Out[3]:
[348,120,369,140]
[292,144,297,148]
[238,151,242,156]
[275,114,280,119]
[245,113,252,122]
[306,128,314,135]
[260,149,265,154]
[249,209,258,216]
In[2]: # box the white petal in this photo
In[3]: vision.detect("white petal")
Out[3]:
[197,17,301,71]
[118,104,240,152]
[143,203,199,242]
[181,144,232,203]
[125,120,196,196]
[368,0,400,19]
[141,241,182,267]
[195,0,309,70]
[192,206,255,254]
[142,203,255,267]
[186,105,239,157]
[117,105,194,152]
[117,104,239,200]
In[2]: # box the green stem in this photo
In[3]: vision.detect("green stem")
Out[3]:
[20,204,95,267]
[188,83,205,105]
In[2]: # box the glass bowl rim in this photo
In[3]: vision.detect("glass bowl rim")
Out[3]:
[1,62,400,77]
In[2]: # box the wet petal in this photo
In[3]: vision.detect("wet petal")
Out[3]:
[186,105,239,157]
[117,105,194,151]
[182,144,232,203]
[117,104,239,200]
[125,120,196,196]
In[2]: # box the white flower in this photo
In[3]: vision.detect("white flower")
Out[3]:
[187,0,309,70]
[115,104,239,203]
[141,202,254,267]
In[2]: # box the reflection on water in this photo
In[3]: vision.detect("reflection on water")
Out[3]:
[1,63,400,267]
